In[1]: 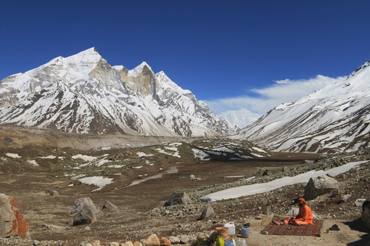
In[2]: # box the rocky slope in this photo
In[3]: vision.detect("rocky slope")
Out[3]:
[238,59,370,153]
[0,48,235,137]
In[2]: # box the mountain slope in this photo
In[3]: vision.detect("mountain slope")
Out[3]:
[0,48,235,137]
[238,60,370,153]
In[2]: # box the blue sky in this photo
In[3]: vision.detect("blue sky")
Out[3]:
[1,1,370,127]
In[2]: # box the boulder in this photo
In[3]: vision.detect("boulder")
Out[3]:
[356,198,367,207]
[80,242,93,246]
[168,236,180,244]
[102,201,119,213]
[362,201,370,229]
[142,234,160,246]
[0,194,29,238]
[197,204,214,220]
[304,175,339,201]
[160,237,171,246]
[72,197,102,226]
[338,194,351,204]
[179,235,191,244]
[281,167,290,172]
[262,170,271,176]
[164,192,192,207]
[49,190,59,197]
[92,240,101,246]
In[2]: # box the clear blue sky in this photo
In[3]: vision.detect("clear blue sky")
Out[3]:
[1,1,370,127]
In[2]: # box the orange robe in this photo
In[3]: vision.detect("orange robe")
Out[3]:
[295,204,313,225]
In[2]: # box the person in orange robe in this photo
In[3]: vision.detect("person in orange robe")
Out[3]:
[283,197,313,226]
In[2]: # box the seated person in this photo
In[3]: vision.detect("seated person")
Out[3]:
[284,197,313,225]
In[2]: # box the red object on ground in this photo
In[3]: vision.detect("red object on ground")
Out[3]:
[262,216,323,237]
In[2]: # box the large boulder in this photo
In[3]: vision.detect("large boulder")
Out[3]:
[304,175,340,201]
[164,192,192,207]
[72,197,102,226]
[0,194,29,238]
[362,200,370,230]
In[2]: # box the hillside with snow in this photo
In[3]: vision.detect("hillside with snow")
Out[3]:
[0,48,235,137]
[238,60,370,153]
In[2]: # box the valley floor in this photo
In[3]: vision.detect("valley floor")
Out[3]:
[1,149,369,245]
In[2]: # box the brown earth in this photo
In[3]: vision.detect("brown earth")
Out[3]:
[0,127,369,245]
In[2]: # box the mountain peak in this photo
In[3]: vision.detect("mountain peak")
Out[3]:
[347,59,370,79]
[0,48,235,137]
[128,61,153,76]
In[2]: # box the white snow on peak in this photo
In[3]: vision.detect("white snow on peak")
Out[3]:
[239,58,370,152]
[48,47,101,68]
[0,48,235,137]
[128,61,153,76]
[156,71,191,94]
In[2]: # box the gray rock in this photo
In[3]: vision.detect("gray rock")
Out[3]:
[355,198,367,207]
[362,200,370,232]
[108,242,119,246]
[164,192,192,207]
[102,201,119,213]
[179,235,191,244]
[304,175,339,201]
[198,204,214,220]
[80,242,93,246]
[338,194,351,204]
[0,195,16,238]
[168,236,180,244]
[262,170,271,176]
[281,167,290,172]
[72,197,102,226]
[49,190,59,196]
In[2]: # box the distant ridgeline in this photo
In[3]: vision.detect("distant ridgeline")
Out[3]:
[0,48,236,137]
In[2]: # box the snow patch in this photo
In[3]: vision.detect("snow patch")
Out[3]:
[201,161,366,202]
[78,176,113,192]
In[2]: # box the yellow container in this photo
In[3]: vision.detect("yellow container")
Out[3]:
[216,237,225,246]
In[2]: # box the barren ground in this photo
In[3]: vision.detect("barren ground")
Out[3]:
[0,127,369,245]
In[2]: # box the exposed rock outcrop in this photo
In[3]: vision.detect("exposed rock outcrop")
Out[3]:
[0,194,29,238]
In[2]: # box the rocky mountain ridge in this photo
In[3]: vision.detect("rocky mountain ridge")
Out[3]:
[238,59,370,153]
[0,48,235,137]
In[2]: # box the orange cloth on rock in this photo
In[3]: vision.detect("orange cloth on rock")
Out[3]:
[295,204,313,225]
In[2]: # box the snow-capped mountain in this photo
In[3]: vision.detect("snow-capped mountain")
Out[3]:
[238,59,370,153]
[0,48,235,137]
